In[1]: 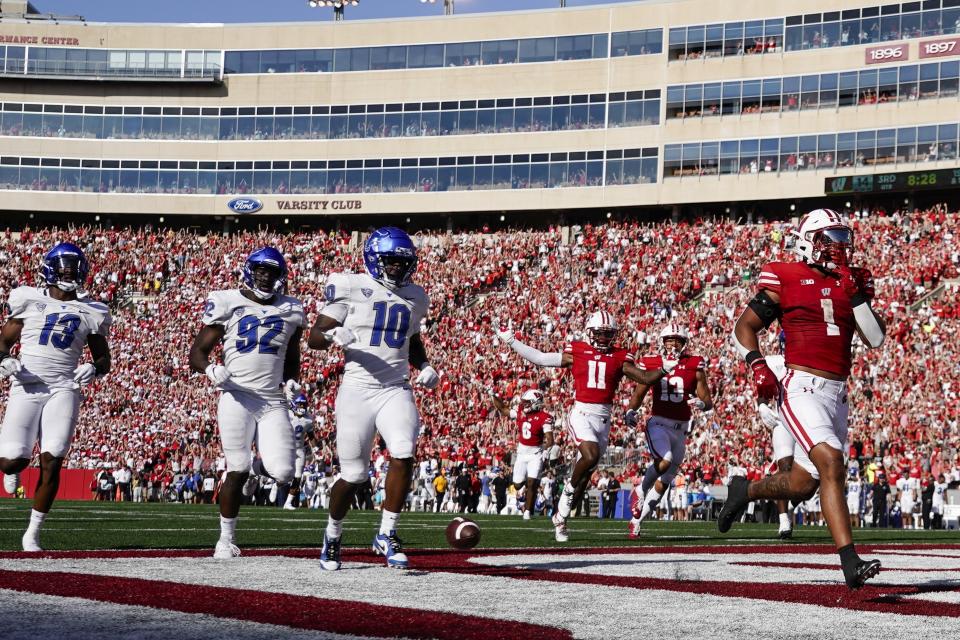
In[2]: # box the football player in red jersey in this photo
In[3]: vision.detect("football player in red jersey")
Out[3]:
[495,310,675,542]
[492,388,555,520]
[624,323,713,537]
[724,208,886,590]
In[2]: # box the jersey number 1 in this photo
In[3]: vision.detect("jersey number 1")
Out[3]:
[586,360,607,389]
[820,299,840,336]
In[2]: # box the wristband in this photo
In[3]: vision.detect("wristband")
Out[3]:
[745,350,763,366]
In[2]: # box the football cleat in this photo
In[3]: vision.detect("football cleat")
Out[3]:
[213,540,241,559]
[717,476,750,534]
[628,517,642,539]
[21,531,42,552]
[372,530,408,568]
[3,473,19,495]
[320,534,342,571]
[778,527,793,541]
[552,513,569,542]
[523,510,531,520]
[843,558,881,590]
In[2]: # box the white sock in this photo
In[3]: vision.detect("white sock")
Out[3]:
[326,517,343,539]
[639,488,662,524]
[284,494,294,507]
[380,509,399,535]
[557,484,574,519]
[219,515,237,543]
[26,509,46,533]
[779,512,791,529]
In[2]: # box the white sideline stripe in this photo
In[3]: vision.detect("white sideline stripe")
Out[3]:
[1,555,959,639]
[0,589,384,640]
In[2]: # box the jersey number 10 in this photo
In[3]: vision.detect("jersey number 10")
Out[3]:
[370,301,411,348]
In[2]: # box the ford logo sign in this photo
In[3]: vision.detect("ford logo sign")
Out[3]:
[227,197,263,214]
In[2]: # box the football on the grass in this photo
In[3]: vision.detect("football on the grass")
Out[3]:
[445,517,481,550]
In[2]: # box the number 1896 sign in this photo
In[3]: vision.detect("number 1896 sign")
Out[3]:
[865,43,908,64]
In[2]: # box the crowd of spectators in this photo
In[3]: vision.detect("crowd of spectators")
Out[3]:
[0,204,958,527]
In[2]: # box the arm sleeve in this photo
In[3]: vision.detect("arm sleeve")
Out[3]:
[853,302,885,348]
[509,338,564,367]
[319,274,350,324]
[201,292,232,326]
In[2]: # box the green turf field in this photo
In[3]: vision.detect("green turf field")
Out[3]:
[1,498,955,551]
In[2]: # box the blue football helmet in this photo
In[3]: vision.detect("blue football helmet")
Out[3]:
[291,393,308,417]
[41,242,89,292]
[363,227,418,289]
[242,247,287,300]
[778,330,786,354]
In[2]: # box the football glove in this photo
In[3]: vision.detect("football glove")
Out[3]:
[205,364,231,387]
[323,326,358,348]
[494,327,515,346]
[750,358,780,401]
[73,363,97,385]
[758,402,780,429]
[687,397,706,411]
[283,379,302,401]
[415,365,440,389]
[0,357,22,379]
[624,408,639,427]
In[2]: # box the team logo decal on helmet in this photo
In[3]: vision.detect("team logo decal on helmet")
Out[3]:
[41,242,89,293]
[242,247,287,300]
[585,310,618,351]
[363,227,418,289]
[792,208,853,269]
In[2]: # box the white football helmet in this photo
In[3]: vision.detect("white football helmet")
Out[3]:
[585,310,618,351]
[520,389,544,413]
[659,323,689,359]
[792,208,853,269]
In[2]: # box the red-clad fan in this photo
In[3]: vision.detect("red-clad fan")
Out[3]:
[726,208,886,590]
[625,323,713,537]
[495,310,675,542]
[492,388,554,519]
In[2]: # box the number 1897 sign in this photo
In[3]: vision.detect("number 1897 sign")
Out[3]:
[920,36,960,59]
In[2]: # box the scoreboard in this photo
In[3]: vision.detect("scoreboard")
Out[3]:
[825,168,960,195]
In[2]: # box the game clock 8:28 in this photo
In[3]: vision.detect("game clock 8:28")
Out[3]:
[906,172,937,187]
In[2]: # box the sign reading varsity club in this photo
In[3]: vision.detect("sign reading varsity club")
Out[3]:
[0,34,81,46]
[226,197,263,214]
[277,199,362,211]
[919,36,960,59]
[864,43,908,64]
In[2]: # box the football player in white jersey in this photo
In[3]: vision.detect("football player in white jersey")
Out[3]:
[189,247,305,558]
[0,243,112,551]
[284,393,315,510]
[308,227,438,570]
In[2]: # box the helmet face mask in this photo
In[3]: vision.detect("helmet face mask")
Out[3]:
[41,243,89,293]
[292,394,308,417]
[521,389,544,413]
[584,311,618,351]
[793,209,853,269]
[661,336,686,359]
[364,227,418,289]
[242,247,287,300]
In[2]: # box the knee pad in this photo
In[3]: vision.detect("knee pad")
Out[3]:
[340,458,369,484]
[225,450,252,474]
[263,458,294,484]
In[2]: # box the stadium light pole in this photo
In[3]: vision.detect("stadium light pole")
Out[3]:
[307,0,359,21]
[420,0,454,16]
